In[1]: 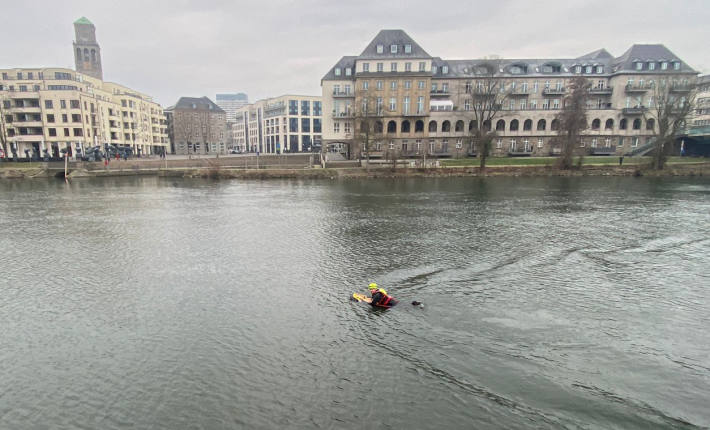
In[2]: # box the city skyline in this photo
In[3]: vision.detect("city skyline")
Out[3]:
[1,0,708,107]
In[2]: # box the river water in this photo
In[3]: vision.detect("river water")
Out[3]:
[1,176,709,429]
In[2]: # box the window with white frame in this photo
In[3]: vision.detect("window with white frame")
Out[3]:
[376,80,383,90]
[333,122,340,133]
[636,62,643,70]
[377,44,383,54]
[432,83,438,91]
[649,62,655,70]
[432,66,438,74]
[405,44,412,54]
[520,100,526,110]
[405,62,411,72]
[464,99,471,110]
[605,138,611,147]
[418,62,426,72]
[403,97,410,114]
[553,99,560,109]
[404,80,411,89]
[362,81,369,90]
[389,97,396,111]
[345,68,352,76]
[334,68,341,76]
[591,138,597,147]
[417,96,424,113]
[442,65,448,74]
[674,62,681,70]
[388,141,394,149]
[596,66,603,73]
[586,66,592,73]
[391,44,398,54]
[377,63,383,72]
[456,138,462,148]
[632,137,639,147]
[418,80,425,89]
[391,62,397,72]
[344,122,351,133]
[390,81,397,90]
[496,139,502,149]
[363,63,370,72]
[537,138,543,148]
[575,66,582,73]
[661,62,668,70]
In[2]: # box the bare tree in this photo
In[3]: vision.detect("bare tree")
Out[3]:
[173,111,194,156]
[0,99,8,158]
[467,58,509,171]
[555,76,591,169]
[646,78,697,170]
[352,88,383,169]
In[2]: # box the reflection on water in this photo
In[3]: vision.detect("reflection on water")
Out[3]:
[1,176,709,429]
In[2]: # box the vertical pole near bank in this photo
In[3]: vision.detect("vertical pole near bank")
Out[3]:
[64,153,68,183]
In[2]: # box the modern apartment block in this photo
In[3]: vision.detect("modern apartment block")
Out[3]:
[0,18,169,160]
[215,93,249,122]
[169,96,227,155]
[0,68,169,159]
[231,95,322,153]
[321,30,697,159]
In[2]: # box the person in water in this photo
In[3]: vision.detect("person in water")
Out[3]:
[368,283,399,308]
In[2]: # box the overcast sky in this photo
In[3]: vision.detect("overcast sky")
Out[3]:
[2,0,708,107]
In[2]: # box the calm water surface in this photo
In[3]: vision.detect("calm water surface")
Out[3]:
[1,176,709,429]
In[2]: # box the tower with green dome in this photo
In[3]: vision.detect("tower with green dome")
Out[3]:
[72,17,103,80]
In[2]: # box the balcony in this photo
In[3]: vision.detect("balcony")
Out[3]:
[509,89,530,96]
[430,89,450,97]
[332,91,354,98]
[622,107,646,115]
[589,87,613,95]
[670,84,693,93]
[542,87,565,95]
[332,110,355,118]
[589,145,617,155]
[625,84,652,93]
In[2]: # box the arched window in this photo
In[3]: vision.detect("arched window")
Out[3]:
[510,119,519,131]
[591,118,600,130]
[415,120,424,133]
[374,121,383,133]
[455,120,464,132]
[632,119,641,130]
[495,119,505,131]
[537,119,546,131]
[523,119,532,131]
[620,118,627,130]
[646,118,655,130]
[483,120,491,131]
[442,120,451,132]
[401,120,411,133]
[387,120,397,133]
[605,119,614,130]
[84,48,90,61]
[91,49,96,63]
[551,119,560,131]
[429,121,437,132]
[469,120,477,131]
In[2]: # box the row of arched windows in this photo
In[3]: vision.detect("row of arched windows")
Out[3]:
[76,48,98,63]
[366,117,656,134]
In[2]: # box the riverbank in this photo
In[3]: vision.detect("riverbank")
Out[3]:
[1,159,708,180]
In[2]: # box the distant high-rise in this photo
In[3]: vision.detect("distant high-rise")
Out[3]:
[216,93,249,121]
[72,17,103,80]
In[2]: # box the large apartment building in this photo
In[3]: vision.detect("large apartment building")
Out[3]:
[0,18,168,159]
[215,93,249,122]
[321,30,697,159]
[231,95,322,154]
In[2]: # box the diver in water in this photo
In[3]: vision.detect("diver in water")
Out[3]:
[367,283,399,308]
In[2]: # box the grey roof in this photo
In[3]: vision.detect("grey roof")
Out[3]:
[698,75,710,84]
[321,55,357,81]
[174,96,225,112]
[322,31,698,81]
[577,48,613,60]
[358,29,431,59]
[613,44,696,73]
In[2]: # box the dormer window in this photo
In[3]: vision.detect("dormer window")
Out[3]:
[442,65,448,74]
[575,66,582,73]
[390,44,398,54]
[661,61,668,70]
[585,66,592,74]
[596,66,603,73]
[376,44,384,54]
[345,68,352,76]
[674,62,681,70]
[432,66,438,74]
[635,62,643,71]
[649,62,656,70]
[510,66,522,74]
[404,44,412,54]
[334,67,341,76]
